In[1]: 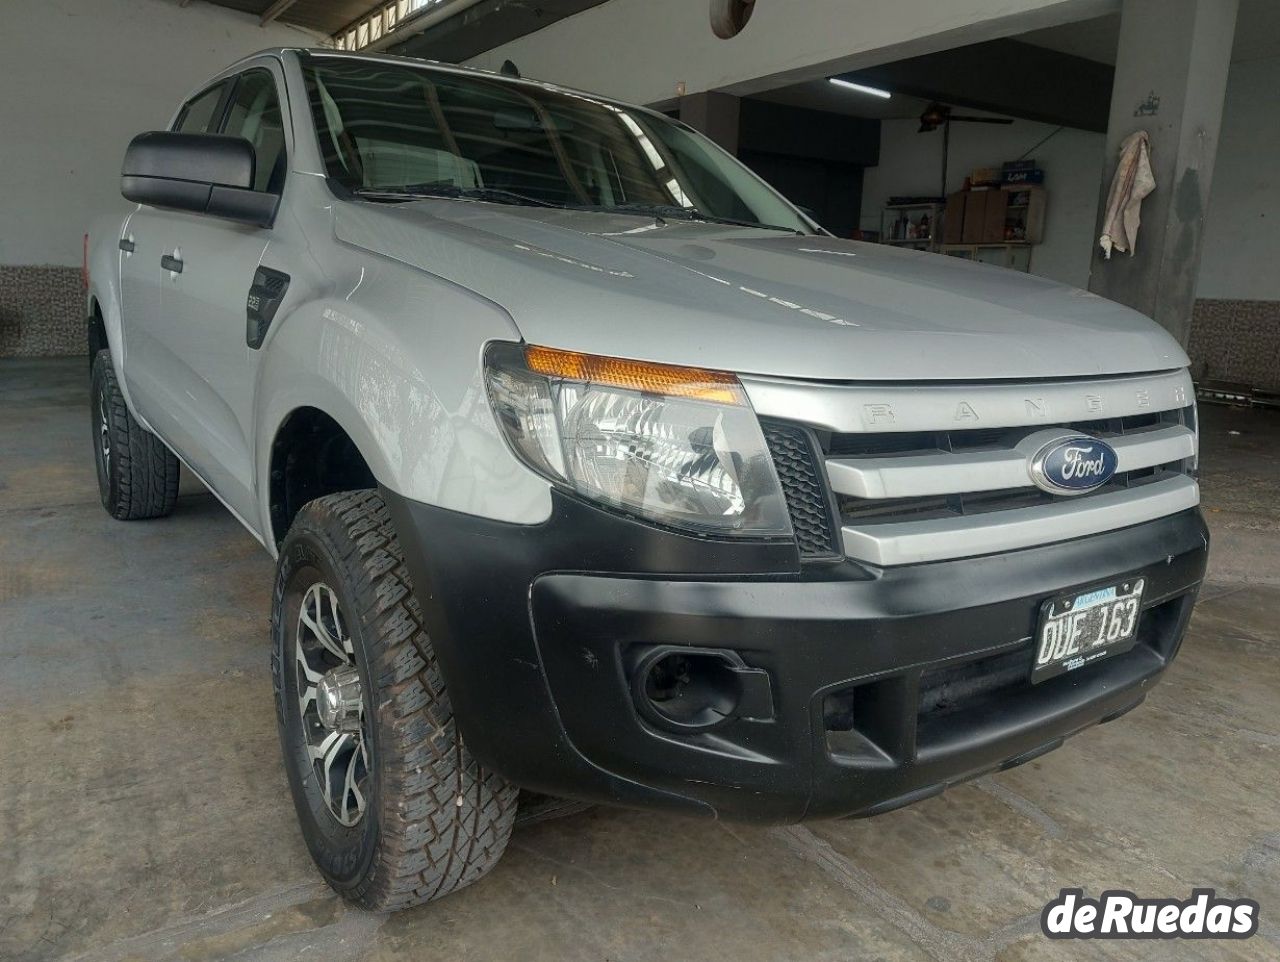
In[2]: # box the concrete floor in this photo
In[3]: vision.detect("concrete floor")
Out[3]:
[1,357,1277,962]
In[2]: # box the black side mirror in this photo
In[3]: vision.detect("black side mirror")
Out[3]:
[121,132,277,228]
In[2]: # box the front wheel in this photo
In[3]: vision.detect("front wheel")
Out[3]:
[271,490,517,911]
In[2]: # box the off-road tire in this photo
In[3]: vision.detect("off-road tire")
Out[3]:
[91,350,180,520]
[271,490,518,911]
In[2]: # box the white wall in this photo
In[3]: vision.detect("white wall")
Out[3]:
[463,0,1117,106]
[1196,55,1280,301]
[859,115,1105,289]
[0,0,318,268]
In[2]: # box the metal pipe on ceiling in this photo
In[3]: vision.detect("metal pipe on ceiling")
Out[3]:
[363,0,488,52]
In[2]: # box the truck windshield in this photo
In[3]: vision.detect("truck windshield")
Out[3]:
[301,56,811,233]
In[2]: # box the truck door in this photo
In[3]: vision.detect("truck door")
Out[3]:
[149,65,291,527]
[119,80,230,439]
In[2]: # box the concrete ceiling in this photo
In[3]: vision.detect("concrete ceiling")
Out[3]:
[198,0,607,48]
[752,38,1114,132]
[752,81,930,121]
[1019,0,1280,65]
[751,0,1280,132]
[386,0,608,62]
[199,0,381,35]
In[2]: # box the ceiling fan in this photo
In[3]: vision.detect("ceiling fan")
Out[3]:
[917,102,1014,196]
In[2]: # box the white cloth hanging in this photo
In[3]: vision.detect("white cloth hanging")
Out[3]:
[1099,131,1155,259]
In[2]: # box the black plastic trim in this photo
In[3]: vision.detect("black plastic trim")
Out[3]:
[246,266,291,349]
[384,486,1207,823]
[120,132,278,228]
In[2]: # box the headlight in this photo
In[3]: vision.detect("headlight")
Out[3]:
[484,342,792,538]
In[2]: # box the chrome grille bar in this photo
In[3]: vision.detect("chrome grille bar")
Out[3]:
[841,475,1200,566]
[826,424,1196,499]
[741,369,1193,434]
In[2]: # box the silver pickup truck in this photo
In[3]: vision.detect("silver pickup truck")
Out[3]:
[86,48,1208,912]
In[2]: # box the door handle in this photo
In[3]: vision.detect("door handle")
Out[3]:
[119,236,135,254]
[161,253,183,274]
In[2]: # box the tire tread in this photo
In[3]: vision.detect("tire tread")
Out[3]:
[272,490,517,911]
[92,350,179,520]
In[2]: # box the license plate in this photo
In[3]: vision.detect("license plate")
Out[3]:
[1031,578,1145,684]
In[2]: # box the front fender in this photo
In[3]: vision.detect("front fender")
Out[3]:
[255,254,554,547]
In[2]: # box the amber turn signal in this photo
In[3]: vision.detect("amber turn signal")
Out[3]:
[523,345,744,405]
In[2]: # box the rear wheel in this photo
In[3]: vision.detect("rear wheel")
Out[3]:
[90,350,180,520]
[272,490,517,911]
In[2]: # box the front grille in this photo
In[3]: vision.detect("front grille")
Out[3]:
[760,393,1197,564]
[917,647,1033,719]
[826,408,1194,533]
[762,422,837,558]
[823,594,1193,766]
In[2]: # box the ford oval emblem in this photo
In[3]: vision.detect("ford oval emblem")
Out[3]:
[1029,435,1118,495]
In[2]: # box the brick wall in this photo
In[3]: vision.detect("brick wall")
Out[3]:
[1188,299,1280,392]
[0,267,84,357]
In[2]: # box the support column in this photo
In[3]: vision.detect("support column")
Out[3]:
[1087,0,1238,346]
[678,92,741,153]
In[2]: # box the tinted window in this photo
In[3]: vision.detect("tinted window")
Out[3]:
[221,70,286,193]
[174,84,226,134]
[302,58,809,232]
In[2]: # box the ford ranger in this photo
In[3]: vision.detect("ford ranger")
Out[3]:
[85,48,1208,911]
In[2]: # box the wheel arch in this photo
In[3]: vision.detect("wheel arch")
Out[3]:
[87,297,108,368]
[255,279,554,546]
[266,404,382,548]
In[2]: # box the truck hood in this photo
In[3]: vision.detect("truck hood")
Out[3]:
[334,200,1188,382]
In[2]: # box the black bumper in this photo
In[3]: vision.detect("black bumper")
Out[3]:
[385,488,1208,823]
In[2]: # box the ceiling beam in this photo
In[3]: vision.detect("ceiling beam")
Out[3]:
[366,0,488,52]
[259,0,301,25]
[380,0,609,59]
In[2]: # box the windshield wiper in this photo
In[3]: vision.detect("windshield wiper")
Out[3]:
[575,202,806,235]
[352,183,565,209]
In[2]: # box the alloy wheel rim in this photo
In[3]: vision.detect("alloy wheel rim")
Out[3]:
[98,389,111,471]
[294,581,369,827]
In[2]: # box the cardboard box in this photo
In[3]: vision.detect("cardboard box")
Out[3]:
[1002,168,1045,185]
[982,189,1009,243]
[944,192,966,244]
[961,191,987,243]
[970,166,1001,188]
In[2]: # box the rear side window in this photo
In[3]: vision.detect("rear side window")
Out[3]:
[220,70,287,194]
[173,84,226,134]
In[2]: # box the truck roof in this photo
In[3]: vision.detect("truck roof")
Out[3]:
[221,47,657,118]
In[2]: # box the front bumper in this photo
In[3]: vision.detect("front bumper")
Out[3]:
[385,488,1208,823]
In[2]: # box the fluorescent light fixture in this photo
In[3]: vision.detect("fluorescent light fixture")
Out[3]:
[828,78,891,99]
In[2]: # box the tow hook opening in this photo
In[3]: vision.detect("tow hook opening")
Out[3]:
[629,645,774,733]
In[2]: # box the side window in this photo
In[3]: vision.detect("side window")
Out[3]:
[220,70,287,194]
[173,83,226,134]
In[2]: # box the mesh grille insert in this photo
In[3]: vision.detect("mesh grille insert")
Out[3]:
[762,422,837,558]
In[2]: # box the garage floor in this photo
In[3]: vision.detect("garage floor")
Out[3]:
[2,358,1277,962]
